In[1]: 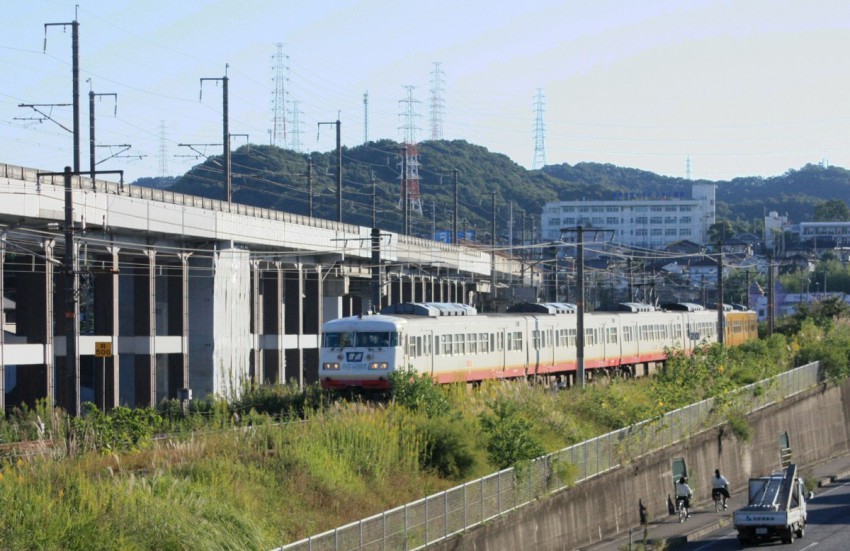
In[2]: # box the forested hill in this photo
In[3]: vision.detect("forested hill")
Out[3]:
[150,140,850,238]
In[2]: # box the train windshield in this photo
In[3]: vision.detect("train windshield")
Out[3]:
[322,331,399,348]
[323,332,354,348]
[355,331,398,347]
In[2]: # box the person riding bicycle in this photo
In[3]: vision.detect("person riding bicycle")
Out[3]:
[711,469,731,509]
[675,476,693,516]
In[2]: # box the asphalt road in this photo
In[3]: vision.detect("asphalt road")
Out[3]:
[673,477,850,551]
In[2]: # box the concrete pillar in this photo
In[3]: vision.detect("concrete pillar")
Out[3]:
[134,250,156,407]
[250,260,263,388]
[0,236,5,413]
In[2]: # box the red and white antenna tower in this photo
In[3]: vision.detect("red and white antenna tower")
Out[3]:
[398,85,423,215]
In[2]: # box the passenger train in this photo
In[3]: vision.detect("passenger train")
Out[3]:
[319,302,758,390]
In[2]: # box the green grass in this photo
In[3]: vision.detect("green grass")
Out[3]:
[0,322,847,549]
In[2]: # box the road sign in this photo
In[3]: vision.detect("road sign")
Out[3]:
[95,342,112,358]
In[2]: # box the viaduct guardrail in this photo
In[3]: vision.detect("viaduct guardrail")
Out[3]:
[276,361,820,551]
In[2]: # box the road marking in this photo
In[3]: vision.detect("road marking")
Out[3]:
[799,542,819,551]
[811,481,849,498]
[692,533,736,551]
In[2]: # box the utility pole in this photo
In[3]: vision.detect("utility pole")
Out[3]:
[371,227,381,313]
[398,147,409,235]
[560,226,614,388]
[491,191,497,309]
[306,157,313,218]
[44,16,81,172]
[200,66,231,202]
[453,169,459,244]
[717,242,724,346]
[767,254,775,336]
[63,166,79,416]
[371,172,377,229]
[88,84,117,187]
[318,120,342,222]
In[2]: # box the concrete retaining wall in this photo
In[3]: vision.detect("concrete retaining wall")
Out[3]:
[430,379,850,551]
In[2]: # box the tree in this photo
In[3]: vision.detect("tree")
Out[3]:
[708,221,734,243]
[814,199,850,222]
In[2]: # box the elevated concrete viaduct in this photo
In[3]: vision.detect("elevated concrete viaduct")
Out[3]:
[0,163,531,414]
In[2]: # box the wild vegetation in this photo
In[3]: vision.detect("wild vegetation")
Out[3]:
[1,315,849,549]
[162,141,850,240]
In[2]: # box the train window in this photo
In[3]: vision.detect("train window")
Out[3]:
[454,334,465,355]
[605,327,618,344]
[424,336,432,356]
[468,333,478,354]
[434,336,441,355]
[442,334,453,355]
[323,332,353,348]
[508,331,522,351]
[480,333,489,353]
[532,330,541,350]
[357,332,393,347]
[622,326,634,343]
[496,332,504,351]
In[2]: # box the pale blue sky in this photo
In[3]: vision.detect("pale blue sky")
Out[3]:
[3,0,850,183]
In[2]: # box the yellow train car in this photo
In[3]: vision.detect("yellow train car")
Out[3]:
[724,309,758,346]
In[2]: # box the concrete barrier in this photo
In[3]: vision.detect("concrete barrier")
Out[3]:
[428,379,850,551]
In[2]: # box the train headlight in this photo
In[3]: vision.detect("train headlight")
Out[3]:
[323,362,340,370]
[369,362,389,370]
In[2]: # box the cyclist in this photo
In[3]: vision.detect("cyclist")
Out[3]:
[711,469,731,509]
[675,476,693,518]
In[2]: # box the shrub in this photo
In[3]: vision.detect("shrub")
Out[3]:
[479,398,544,469]
[389,366,450,417]
[413,415,479,479]
[726,413,751,441]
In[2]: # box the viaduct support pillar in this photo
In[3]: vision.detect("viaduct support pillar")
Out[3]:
[134,250,157,407]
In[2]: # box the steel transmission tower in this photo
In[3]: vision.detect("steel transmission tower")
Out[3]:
[398,85,423,216]
[270,43,289,148]
[532,88,547,169]
[288,99,303,152]
[158,120,169,177]
[429,62,445,140]
[363,91,369,143]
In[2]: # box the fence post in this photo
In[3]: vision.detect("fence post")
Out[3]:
[445,490,449,539]
[463,482,467,530]
[496,472,501,514]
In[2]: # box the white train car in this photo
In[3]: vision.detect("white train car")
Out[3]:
[319,302,740,391]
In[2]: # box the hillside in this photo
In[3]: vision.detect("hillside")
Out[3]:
[155,141,850,239]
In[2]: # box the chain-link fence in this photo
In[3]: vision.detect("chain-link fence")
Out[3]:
[276,361,821,551]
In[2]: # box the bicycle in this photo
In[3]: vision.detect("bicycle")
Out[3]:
[712,489,724,512]
[676,496,690,523]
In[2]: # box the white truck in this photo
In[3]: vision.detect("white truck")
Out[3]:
[733,463,812,545]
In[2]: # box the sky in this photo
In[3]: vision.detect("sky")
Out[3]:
[3,0,850,184]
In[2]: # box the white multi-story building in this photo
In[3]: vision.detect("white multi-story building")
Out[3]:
[764,211,791,252]
[540,184,715,248]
